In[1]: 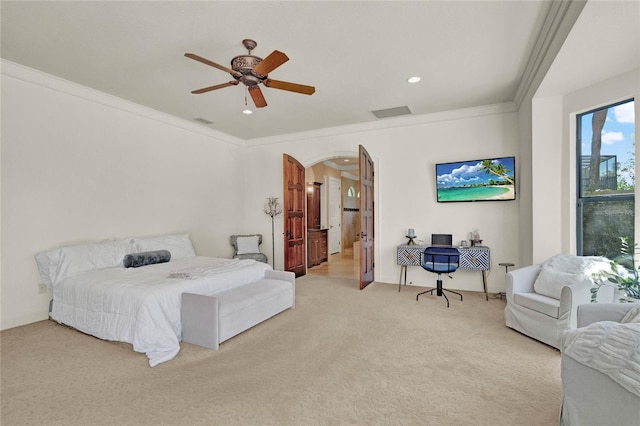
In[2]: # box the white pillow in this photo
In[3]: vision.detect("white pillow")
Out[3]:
[133,233,196,259]
[236,235,260,255]
[533,266,590,299]
[35,239,136,287]
[543,254,611,275]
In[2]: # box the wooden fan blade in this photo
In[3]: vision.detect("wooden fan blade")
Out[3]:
[185,53,241,77]
[190,81,239,94]
[264,79,315,95]
[252,50,289,76]
[248,85,267,108]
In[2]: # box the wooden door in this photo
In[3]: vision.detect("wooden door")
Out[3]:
[359,145,374,289]
[283,154,306,277]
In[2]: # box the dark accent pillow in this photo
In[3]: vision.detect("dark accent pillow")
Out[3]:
[123,250,171,268]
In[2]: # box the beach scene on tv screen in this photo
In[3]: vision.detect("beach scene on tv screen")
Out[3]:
[436,157,516,202]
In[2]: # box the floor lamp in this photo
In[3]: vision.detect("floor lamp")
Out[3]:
[264,197,282,269]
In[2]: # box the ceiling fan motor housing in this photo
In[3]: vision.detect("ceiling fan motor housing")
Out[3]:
[231,55,265,86]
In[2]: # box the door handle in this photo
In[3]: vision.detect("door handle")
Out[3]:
[361,232,367,238]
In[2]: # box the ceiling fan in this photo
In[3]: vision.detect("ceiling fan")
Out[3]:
[185,39,315,108]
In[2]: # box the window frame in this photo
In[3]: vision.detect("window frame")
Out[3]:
[576,98,635,256]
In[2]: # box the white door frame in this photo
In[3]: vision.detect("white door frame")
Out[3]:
[328,176,342,254]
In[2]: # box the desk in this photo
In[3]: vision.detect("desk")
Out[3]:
[397,244,490,300]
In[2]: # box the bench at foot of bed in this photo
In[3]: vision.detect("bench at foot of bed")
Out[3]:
[181,270,295,350]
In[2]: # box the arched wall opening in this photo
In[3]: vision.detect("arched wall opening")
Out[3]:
[299,150,380,282]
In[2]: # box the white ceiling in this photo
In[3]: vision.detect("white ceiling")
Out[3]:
[1,1,638,141]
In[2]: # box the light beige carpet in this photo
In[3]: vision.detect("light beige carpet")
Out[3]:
[1,276,561,425]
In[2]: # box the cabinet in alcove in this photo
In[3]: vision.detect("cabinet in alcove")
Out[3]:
[308,229,328,267]
[307,182,327,267]
[307,182,322,230]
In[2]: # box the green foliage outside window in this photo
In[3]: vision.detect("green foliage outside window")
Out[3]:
[581,200,634,260]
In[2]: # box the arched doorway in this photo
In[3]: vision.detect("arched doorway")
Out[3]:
[283,147,376,288]
[305,155,359,280]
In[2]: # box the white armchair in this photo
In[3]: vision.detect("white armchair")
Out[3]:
[504,255,613,349]
[560,303,640,425]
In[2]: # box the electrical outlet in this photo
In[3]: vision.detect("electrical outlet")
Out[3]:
[38,283,47,294]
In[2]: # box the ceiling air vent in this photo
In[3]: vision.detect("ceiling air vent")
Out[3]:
[370,106,412,119]
[193,117,214,125]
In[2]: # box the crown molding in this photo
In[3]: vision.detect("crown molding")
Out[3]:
[245,101,517,147]
[1,59,246,147]
[323,160,358,172]
[514,0,587,108]
[341,171,359,181]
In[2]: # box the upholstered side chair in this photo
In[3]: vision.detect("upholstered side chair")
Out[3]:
[230,234,268,264]
[504,255,614,349]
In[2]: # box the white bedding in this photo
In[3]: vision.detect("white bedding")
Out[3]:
[50,256,271,366]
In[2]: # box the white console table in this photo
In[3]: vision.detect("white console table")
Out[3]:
[397,244,491,300]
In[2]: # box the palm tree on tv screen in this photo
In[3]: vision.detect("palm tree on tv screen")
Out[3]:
[480,159,514,185]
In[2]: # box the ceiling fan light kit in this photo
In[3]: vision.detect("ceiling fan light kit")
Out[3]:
[185,39,315,108]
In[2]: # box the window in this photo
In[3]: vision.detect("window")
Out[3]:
[347,186,360,198]
[347,186,355,197]
[577,99,635,258]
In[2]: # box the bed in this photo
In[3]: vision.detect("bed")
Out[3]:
[35,233,290,366]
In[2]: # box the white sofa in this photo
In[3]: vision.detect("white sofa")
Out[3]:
[560,303,640,426]
[504,254,612,349]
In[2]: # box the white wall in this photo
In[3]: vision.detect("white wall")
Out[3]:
[242,105,521,294]
[516,99,534,267]
[531,68,640,264]
[4,62,635,331]
[531,95,564,262]
[1,62,247,329]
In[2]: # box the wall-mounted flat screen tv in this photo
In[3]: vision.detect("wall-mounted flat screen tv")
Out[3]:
[436,156,516,202]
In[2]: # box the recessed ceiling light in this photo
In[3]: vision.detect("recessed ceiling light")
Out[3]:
[242,109,253,115]
[407,76,421,83]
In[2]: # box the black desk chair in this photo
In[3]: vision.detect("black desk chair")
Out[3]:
[416,246,463,308]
